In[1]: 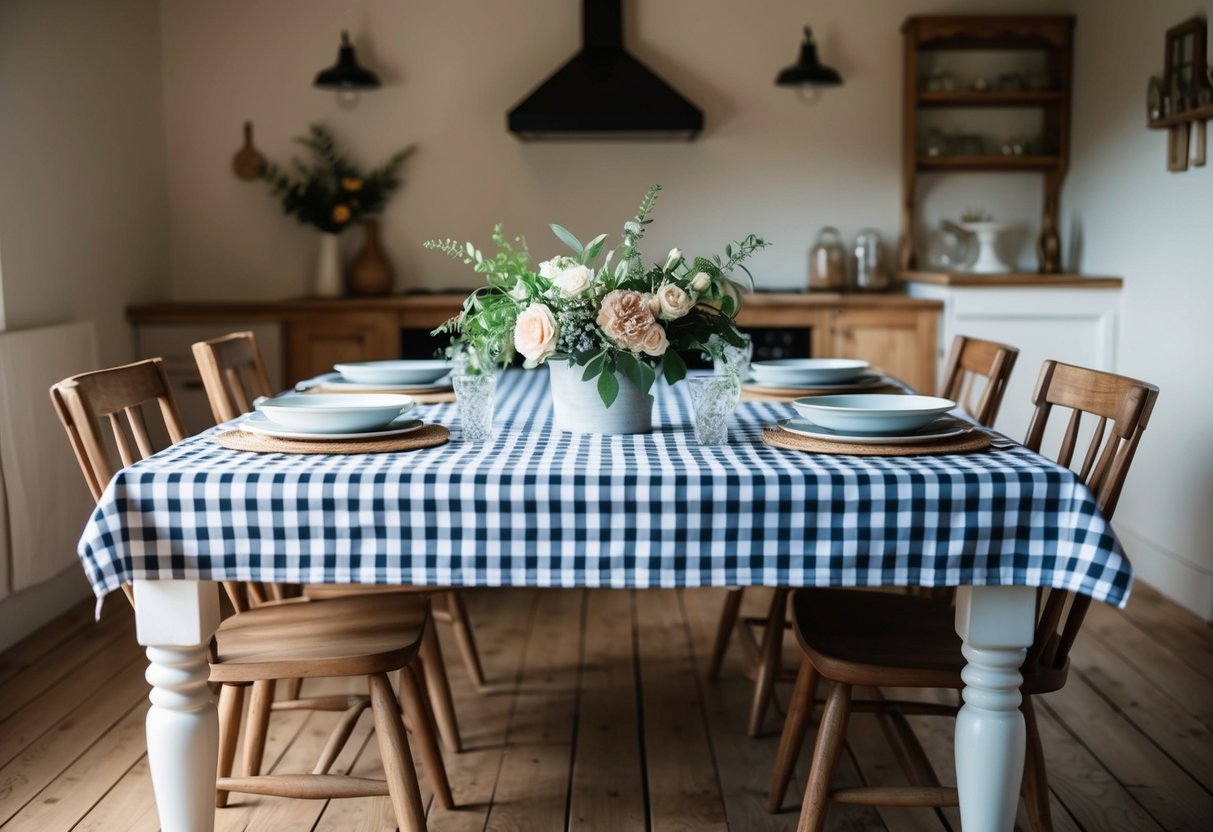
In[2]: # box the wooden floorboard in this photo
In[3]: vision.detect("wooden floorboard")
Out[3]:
[0,584,1210,831]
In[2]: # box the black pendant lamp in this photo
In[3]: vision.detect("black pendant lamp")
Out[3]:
[314,31,381,109]
[775,26,842,90]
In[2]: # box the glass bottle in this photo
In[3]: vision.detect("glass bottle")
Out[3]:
[852,228,891,291]
[807,227,847,291]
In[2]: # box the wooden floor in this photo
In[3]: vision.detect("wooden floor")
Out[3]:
[1,584,1211,831]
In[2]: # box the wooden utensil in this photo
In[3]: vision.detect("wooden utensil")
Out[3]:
[232,122,266,180]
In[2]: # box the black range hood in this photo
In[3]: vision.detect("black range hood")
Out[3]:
[507,0,703,140]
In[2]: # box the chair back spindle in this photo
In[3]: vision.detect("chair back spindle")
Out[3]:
[938,335,1019,428]
[50,359,186,502]
[192,331,274,423]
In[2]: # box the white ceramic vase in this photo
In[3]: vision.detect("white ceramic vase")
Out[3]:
[547,359,653,434]
[314,232,343,297]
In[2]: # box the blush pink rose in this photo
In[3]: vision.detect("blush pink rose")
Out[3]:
[513,303,558,366]
[639,323,669,356]
[597,289,656,352]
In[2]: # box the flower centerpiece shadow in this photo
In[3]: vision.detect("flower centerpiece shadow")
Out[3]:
[424,185,768,434]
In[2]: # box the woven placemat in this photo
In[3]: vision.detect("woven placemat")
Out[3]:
[742,382,904,402]
[762,425,992,456]
[215,424,450,454]
[306,386,456,404]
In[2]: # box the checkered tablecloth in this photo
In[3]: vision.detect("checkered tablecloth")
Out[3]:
[77,369,1134,606]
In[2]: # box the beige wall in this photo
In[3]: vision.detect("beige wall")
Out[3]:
[0,0,170,648]
[1065,0,1213,617]
[0,0,169,366]
[158,0,1064,299]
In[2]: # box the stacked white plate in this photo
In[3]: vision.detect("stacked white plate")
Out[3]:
[333,360,452,387]
[749,358,871,387]
[251,393,419,440]
[783,394,965,444]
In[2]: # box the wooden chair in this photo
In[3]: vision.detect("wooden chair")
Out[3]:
[191,330,274,422]
[193,331,485,752]
[50,359,453,828]
[709,335,1020,737]
[767,360,1158,831]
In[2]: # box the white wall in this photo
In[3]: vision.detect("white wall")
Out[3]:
[0,0,171,648]
[158,0,1062,300]
[1065,0,1213,618]
[0,0,170,366]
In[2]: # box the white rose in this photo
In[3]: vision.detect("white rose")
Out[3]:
[656,283,694,320]
[538,259,563,280]
[509,281,529,301]
[663,247,683,272]
[554,264,592,297]
[647,293,662,316]
[690,271,711,293]
[639,323,669,357]
[513,303,559,367]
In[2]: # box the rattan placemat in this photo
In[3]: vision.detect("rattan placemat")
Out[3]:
[742,382,904,402]
[306,386,456,404]
[215,424,450,454]
[761,426,992,456]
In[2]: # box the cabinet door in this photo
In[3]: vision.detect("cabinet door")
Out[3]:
[821,307,937,393]
[286,312,399,383]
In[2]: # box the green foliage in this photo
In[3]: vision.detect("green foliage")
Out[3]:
[423,183,770,404]
[262,125,413,234]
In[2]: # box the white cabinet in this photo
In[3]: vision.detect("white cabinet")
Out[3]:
[134,322,283,435]
[905,280,1122,441]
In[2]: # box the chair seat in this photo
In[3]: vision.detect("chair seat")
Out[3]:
[210,595,428,683]
[791,589,1067,693]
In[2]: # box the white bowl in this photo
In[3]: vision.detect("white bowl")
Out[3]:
[257,394,415,433]
[750,358,870,386]
[334,360,452,386]
[792,394,956,434]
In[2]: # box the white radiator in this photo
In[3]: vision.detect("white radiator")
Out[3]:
[0,322,98,596]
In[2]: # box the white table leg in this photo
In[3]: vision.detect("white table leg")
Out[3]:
[954,585,1036,832]
[135,580,222,832]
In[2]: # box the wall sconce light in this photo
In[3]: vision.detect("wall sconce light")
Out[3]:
[314,31,381,110]
[775,26,842,101]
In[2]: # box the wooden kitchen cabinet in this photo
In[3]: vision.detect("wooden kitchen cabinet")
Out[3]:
[286,310,398,381]
[129,292,942,393]
[814,306,938,393]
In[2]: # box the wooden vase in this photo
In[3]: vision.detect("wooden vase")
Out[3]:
[348,220,395,296]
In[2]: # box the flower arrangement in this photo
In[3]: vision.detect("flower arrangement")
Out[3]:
[424,185,768,406]
[262,125,412,234]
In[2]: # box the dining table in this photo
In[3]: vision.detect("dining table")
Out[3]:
[76,368,1133,832]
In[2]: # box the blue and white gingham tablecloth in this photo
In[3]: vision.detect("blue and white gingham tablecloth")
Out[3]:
[77,369,1134,606]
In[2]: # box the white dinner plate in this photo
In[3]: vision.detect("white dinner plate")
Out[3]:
[313,374,453,392]
[792,394,956,433]
[334,360,453,385]
[241,411,426,441]
[257,393,414,433]
[744,374,887,391]
[777,416,973,445]
[750,358,871,386]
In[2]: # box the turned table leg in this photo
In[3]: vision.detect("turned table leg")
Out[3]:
[953,585,1036,832]
[135,580,222,832]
